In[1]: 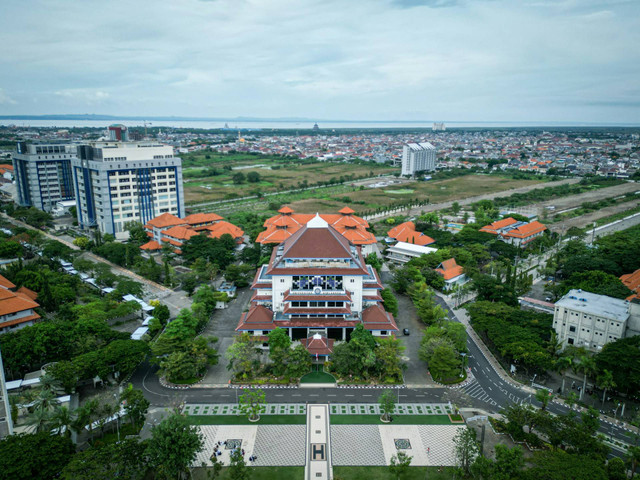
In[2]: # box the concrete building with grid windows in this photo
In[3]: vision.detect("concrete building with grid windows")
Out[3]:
[71,141,184,239]
[12,142,76,212]
[401,142,436,176]
[552,289,638,352]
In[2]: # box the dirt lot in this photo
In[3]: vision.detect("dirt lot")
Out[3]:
[538,181,640,212]
[548,198,640,232]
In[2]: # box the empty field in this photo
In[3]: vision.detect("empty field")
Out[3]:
[183,160,397,204]
[286,175,545,213]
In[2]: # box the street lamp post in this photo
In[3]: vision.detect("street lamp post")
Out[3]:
[531,373,537,387]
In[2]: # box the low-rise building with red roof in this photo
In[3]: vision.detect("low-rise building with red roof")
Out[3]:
[0,274,40,334]
[621,268,640,302]
[435,258,467,290]
[141,211,245,254]
[480,217,547,247]
[386,221,435,246]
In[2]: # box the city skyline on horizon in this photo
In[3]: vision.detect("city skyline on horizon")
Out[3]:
[1,0,639,124]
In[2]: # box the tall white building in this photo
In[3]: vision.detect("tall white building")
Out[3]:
[552,289,640,352]
[71,141,184,239]
[12,142,76,211]
[401,142,436,176]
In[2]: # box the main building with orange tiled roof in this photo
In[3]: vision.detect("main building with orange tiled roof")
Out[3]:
[141,212,245,254]
[0,274,40,334]
[238,214,397,358]
[480,217,547,247]
[256,206,377,255]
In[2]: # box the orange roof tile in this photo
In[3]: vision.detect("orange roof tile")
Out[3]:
[387,221,435,246]
[161,226,199,241]
[503,221,547,239]
[16,286,37,301]
[436,258,464,280]
[183,212,223,225]
[339,206,355,214]
[0,287,40,316]
[0,274,16,290]
[278,206,294,214]
[0,313,40,329]
[621,268,640,301]
[140,240,162,250]
[206,221,244,239]
[145,212,184,229]
[479,217,518,233]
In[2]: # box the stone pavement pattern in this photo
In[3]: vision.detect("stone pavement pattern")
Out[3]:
[331,424,459,466]
[195,425,305,467]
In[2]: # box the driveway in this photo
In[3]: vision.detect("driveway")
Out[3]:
[199,287,252,386]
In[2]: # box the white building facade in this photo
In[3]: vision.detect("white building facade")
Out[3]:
[237,216,398,350]
[12,142,76,212]
[0,345,12,439]
[553,289,631,352]
[71,141,184,239]
[401,142,436,176]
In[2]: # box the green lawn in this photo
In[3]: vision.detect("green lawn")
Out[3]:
[330,415,452,425]
[193,466,304,479]
[186,415,307,425]
[300,366,336,384]
[334,466,456,480]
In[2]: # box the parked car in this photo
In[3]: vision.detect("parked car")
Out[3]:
[403,328,410,336]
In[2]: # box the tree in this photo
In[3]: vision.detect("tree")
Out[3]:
[453,427,479,477]
[47,360,80,394]
[125,221,149,245]
[232,171,246,184]
[246,171,261,183]
[226,332,260,379]
[554,355,573,394]
[380,288,399,316]
[50,405,75,438]
[153,303,171,325]
[228,448,250,480]
[181,273,199,296]
[535,388,552,411]
[389,451,412,479]
[120,385,150,427]
[61,439,147,480]
[606,457,627,480]
[451,201,461,215]
[286,344,312,378]
[597,369,616,408]
[239,388,266,421]
[0,432,75,480]
[574,354,596,400]
[72,236,90,249]
[595,336,640,394]
[268,328,291,376]
[146,412,204,480]
[379,389,396,422]
[224,264,254,288]
[626,445,640,479]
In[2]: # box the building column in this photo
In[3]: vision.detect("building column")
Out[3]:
[288,328,293,340]
[342,328,346,341]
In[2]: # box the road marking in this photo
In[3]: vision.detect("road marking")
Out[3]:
[363,395,372,397]
[275,394,284,397]
[346,394,355,397]
[292,394,301,397]
[327,395,336,397]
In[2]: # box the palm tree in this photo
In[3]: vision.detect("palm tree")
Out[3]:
[25,408,51,433]
[50,405,75,438]
[565,391,579,416]
[554,356,573,394]
[597,369,616,408]
[32,389,57,413]
[77,399,100,443]
[99,403,118,437]
[573,355,596,401]
[546,331,563,358]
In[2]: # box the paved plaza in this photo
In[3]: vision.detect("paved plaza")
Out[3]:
[332,424,460,467]
[184,402,452,416]
[195,425,306,467]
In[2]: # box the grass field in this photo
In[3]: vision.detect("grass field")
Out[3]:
[193,466,304,479]
[186,415,307,425]
[330,415,452,425]
[183,158,396,204]
[193,466,456,479]
[286,174,544,213]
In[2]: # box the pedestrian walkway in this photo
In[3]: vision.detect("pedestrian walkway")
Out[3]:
[305,404,332,480]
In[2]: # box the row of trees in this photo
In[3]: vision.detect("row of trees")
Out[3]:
[151,293,219,383]
[419,321,467,382]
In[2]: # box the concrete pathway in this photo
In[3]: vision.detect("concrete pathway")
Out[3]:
[306,404,332,480]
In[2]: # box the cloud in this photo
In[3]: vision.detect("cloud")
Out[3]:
[0,0,637,123]
[0,88,17,105]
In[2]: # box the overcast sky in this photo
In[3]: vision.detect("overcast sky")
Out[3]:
[0,0,639,123]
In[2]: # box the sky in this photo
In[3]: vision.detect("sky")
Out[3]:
[0,0,639,123]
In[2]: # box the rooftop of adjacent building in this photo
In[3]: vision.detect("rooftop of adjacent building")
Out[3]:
[555,289,630,322]
[405,142,435,151]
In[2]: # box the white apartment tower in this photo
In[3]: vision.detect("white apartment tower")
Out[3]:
[401,142,436,176]
[71,141,184,239]
[12,142,76,211]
